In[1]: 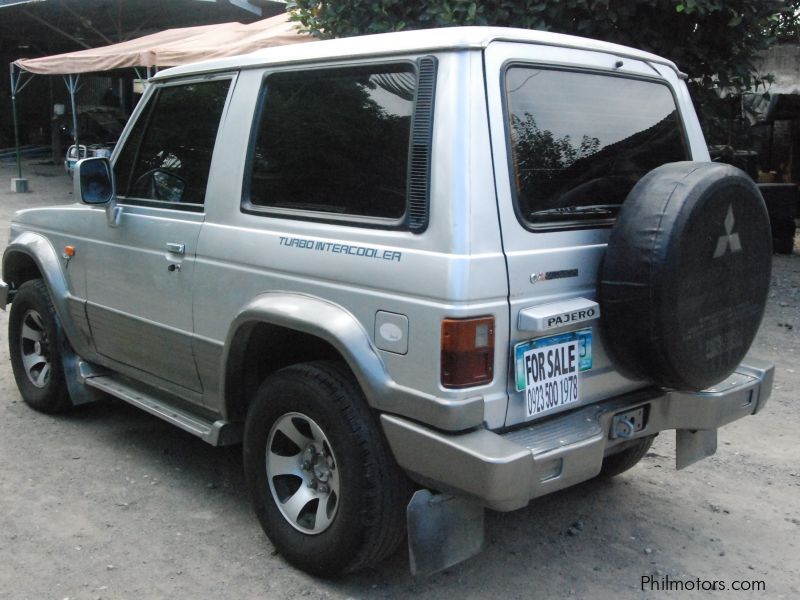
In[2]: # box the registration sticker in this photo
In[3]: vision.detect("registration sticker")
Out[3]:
[514,329,592,418]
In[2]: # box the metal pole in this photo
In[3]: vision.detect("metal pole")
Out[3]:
[67,74,80,157]
[9,64,23,180]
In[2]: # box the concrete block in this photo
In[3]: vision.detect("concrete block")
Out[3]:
[11,178,29,193]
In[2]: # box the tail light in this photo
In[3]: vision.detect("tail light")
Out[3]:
[441,316,495,388]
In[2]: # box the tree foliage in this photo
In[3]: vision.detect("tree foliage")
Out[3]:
[770,0,800,42]
[288,0,797,136]
[512,113,600,185]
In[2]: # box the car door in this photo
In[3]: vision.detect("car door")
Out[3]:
[84,74,234,393]
[484,42,694,427]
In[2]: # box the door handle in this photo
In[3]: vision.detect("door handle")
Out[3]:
[166,242,185,255]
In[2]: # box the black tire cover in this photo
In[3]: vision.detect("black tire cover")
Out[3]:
[600,161,772,391]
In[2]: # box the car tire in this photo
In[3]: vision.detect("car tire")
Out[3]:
[243,361,409,576]
[8,279,73,413]
[600,436,655,478]
[600,162,772,391]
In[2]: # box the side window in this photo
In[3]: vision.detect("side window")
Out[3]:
[114,78,231,206]
[505,67,689,227]
[246,64,415,222]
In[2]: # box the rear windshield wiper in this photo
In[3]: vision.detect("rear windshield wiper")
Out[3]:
[528,204,620,219]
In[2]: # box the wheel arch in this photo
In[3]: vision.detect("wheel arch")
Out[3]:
[2,234,75,335]
[221,293,388,423]
[2,248,42,290]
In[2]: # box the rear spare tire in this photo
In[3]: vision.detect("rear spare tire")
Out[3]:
[600,162,771,391]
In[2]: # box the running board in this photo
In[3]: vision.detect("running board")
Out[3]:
[83,374,242,446]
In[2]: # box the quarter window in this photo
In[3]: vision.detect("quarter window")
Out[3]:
[505,67,689,226]
[114,78,231,206]
[246,64,415,222]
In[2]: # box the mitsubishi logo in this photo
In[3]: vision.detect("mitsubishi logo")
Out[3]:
[713,205,742,258]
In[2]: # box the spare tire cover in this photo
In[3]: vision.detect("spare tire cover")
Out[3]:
[600,161,771,391]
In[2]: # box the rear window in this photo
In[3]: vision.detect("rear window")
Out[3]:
[245,64,415,224]
[505,67,689,227]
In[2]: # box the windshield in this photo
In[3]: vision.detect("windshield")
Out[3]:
[505,67,689,227]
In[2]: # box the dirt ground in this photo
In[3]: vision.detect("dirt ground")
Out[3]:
[0,158,797,600]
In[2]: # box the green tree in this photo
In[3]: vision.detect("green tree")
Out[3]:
[771,0,800,42]
[511,113,600,187]
[288,0,797,139]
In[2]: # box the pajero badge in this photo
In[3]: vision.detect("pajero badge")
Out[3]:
[518,297,600,333]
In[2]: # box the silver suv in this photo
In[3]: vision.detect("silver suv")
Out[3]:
[1,27,774,576]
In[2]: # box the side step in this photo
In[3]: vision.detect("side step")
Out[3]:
[82,372,242,446]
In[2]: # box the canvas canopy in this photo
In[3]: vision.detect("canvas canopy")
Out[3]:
[13,12,313,75]
[7,12,312,188]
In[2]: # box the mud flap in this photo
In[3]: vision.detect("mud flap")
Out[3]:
[63,352,105,406]
[407,489,485,576]
[676,428,718,470]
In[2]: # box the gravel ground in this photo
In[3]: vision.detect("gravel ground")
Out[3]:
[0,159,798,599]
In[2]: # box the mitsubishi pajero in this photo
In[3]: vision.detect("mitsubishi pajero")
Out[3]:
[1,27,774,576]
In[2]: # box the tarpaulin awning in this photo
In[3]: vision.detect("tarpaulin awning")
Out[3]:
[13,12,313,75]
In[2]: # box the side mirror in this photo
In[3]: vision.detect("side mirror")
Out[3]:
[74,157,122,227]
[75,157,115,204]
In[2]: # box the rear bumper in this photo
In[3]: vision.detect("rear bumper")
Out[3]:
[381,358,773,512]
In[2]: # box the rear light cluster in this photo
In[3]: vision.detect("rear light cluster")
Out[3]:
[441,316,495,388]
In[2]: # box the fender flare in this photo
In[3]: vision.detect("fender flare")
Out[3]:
[2,232,90,355]
[3,232,100,406]
[221,292,483,431]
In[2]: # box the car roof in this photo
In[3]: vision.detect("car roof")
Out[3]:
[153,26,682,80]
